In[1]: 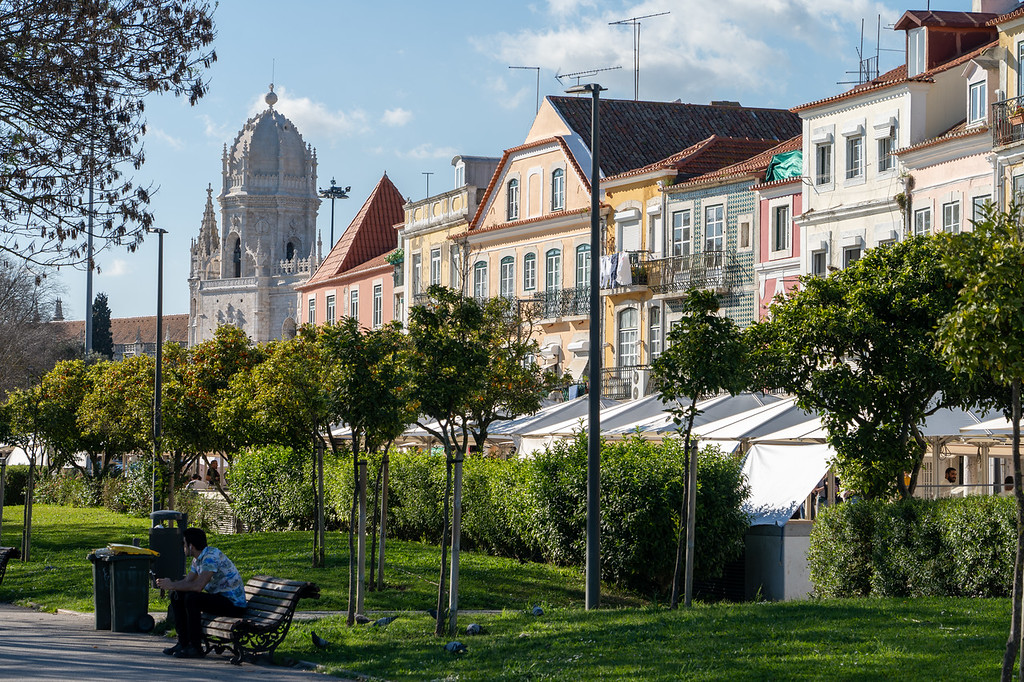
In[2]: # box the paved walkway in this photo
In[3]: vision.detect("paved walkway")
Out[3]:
[0,604,339,681]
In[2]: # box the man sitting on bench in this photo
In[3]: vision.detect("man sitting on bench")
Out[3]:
[155,528,247,659]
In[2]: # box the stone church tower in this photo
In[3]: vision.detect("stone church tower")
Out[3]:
[188,85,321,345]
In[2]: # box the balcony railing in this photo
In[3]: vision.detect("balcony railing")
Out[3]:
[602,364,651,400]
[992,96,1024,147]
[640,250,734,294]
[518,286,590,320]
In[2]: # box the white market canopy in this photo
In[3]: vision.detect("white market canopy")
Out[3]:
[742,443,832,526]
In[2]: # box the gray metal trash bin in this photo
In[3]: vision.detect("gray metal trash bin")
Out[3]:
[88,549,156,633]
[149,510,187,580]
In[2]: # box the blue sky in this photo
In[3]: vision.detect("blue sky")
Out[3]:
[55,0,971,320]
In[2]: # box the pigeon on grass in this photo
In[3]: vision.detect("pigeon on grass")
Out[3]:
[444,641,468,654]
[466,623,487,636]
[311,632,331,649]
[354,614,372,625]
[530,605,544,616]
[373,615,399,627]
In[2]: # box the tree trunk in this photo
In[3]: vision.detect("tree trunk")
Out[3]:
[377,450,390,592]
[1002,378,1024,682]
[368,459,381,591]
[670,398,699,609]
[683,439,698,607]
[357,458,367,615]
[22,451,35,562]
[346,434,361,627]
[435,446,453,636]
[448,454,464,636]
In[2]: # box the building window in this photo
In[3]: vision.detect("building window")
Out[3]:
[394,293,404,323]
[772,205,790,252]
[372,284,383,328]
[449,246,461,289]
[523,253,537,291]
[551,168,565,211]
[411,252,422,296]
[969,81,986,124]
[500,256,515,298]
[286,241,295,261]
[649,305,662,361]
[671,209,691,256]
[942,202,960,234]
[326,294,336,324]
[914,207,932,236]
[843,247,861,269]
[545,248,561,291]
[704,205,724,252]
[618,308,639,367]
[908,27,925,78]
[811,251,827,277]
[1018,42,1024,102]
[845,136,864,180]
[430,247,441,286]
[815,143,832,185]
[349,289,359,319]
[307,297,316,324]
[473,261,488,299]
[738,217,751,250]
[877,135,895,173]
[575,244,590,287]
[232,239,242,278]
[507,179,519,221]
[455,164,464,188]
[972,195,991,226]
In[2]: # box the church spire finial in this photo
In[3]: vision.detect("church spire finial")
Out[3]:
[265,83,278,109]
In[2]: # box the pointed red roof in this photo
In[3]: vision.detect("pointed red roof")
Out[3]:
[304,174,405,287]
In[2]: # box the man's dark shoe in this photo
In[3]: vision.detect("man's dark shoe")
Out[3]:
[172,645,205,659]
[162,643,185,656]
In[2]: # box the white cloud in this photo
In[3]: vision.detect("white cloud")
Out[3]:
[148,127,184,150]
[248,87,369,142]
[99,259,130,277]
[199,114,232,141]
[382,108,413,127]
[402,143,460,160]
[482,0,904,103]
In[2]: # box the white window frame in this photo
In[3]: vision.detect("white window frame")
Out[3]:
[648,305,662,362]
[877,135,895,173]
[811,250,827,278]
[551,168,565,211]
[942,201,960,234]
[969,81,986,125]
[576,244,590,288]
[843,247,861,269]
[307,297,316,324]
[671,209,691,257]
[845,135,864,180]
[326,294,336,324]
[545,248,561,292]
[908,27,926,78]
[770,202,791,257]
[449,246,461,289]
[507,178,520,221]
[815,143,832,186]
[523,252,537,291]
[914,207,932,237]
[704,204,724,252]
[499,256,515,298]
[372,284,383,328]
[617,307,640,367]
[349,289,359,319]
[972,195,991,226]
[430,247,442,286]
[473,261,488,299]
[411,252,422,296]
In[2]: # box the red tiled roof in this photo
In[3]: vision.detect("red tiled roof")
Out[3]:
[51,314,190,346]
[664,135,802,190]
[303,174,404,288]
[989,6,1024,24]
[896,119,988,155]
[606,135,787,182]
[548,97,801,177]
[300,251,394,289]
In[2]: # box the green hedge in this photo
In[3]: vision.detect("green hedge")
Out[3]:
[33,471,100,507]
[2,464,29,505]
[808,496,1016,598]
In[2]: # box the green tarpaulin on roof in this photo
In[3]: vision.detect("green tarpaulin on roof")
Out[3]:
[765,149,802,183]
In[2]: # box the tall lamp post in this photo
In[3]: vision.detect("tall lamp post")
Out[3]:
[566,82,605,610]
[318,178,350,248]
[146,227,166,513]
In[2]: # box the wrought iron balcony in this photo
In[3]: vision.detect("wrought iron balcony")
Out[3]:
[602,364,652,400]
[518,286,591,321]
[640,250,734,295]
[992,96,1024,148]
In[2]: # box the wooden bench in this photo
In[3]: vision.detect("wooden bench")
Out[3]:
[0,546,20,585]
[200,575,320,665]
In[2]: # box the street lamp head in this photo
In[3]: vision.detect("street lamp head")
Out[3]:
[565,83,606,95]
[144,227,167,235]
[318,177,350,200]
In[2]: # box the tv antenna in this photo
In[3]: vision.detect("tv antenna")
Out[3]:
[509,66,541,113]
[556,65,622,89]
[838,16,881,86]
[610,11,669,101]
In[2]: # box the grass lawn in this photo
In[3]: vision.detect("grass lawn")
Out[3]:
[0,504,1014,680]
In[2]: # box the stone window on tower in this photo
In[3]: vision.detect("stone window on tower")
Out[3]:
[232,239,241,278]
[286,241,295,261]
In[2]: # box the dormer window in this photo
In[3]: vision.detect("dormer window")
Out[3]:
[969,81,986,124]
[908,27,926,78]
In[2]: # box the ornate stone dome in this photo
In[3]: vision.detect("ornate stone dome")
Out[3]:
[223,84,316,197]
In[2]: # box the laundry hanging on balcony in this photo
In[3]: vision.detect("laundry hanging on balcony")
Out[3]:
[600,253,633,288]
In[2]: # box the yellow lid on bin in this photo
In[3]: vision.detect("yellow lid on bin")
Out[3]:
[106,543,159,556]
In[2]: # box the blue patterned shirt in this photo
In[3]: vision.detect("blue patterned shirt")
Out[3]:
[191,546,246,608]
